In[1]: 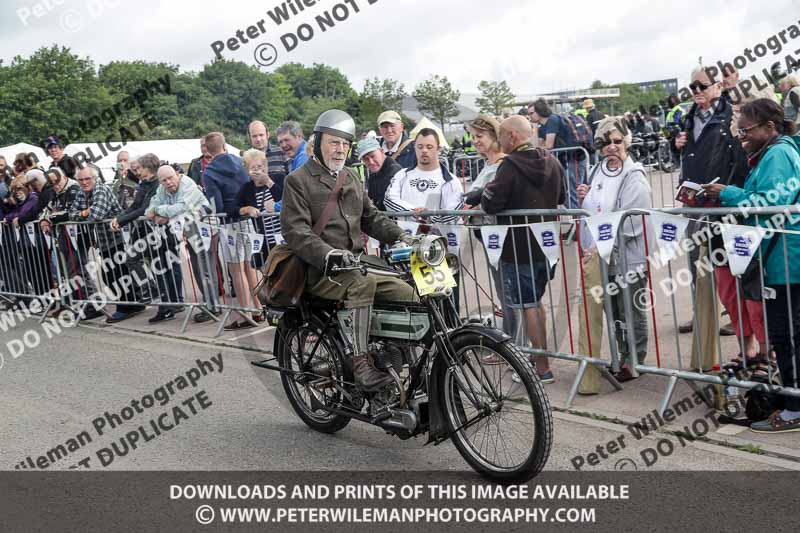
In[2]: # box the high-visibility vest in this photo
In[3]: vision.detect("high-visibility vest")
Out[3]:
[666,104,682,125]
[462,132,477,154]
[575,108,588,118]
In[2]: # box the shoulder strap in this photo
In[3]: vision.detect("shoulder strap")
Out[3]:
[391,138,414,160]
[312,169,347,236]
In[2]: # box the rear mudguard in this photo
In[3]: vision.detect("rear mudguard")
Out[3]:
[426,324,511,444]
[268,307,304,354]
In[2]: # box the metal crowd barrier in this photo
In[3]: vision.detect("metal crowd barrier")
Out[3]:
[49,216,220,332]
[385,204,800,415]
[384,206,624,409]
[0,221,60,320]
[8,198,800,417]
[450,155,485,185]
[615,206,800,414]
[198,212,282,337]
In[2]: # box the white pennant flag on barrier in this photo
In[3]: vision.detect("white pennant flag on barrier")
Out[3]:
[42,231,51,249]
[121,225,131,245]
[436,224,461,256]
[242,219,256,234]
[480,225,509,269]
[196,222,213,249]
[170,219,184,239]
[529,222,562,268]
[248,233,264,254]
[273,232,288,246]
[721,224,769,276]
[647,211,690,263]
[396,220,420,237]
[25,224,36,247]
[66,224,79,249]
[220,228,238,257]
[584,212,624,263]
[13,224,21,243]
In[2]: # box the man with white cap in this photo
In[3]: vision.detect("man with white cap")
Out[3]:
[377,110,417,169]
[357,137,402,211]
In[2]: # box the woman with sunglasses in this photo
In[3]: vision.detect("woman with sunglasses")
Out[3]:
[703,99,800,433]
[704,89,777,378]
[576,117,652,392]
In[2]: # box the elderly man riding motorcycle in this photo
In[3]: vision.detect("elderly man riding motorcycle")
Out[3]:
[280,110,416,391]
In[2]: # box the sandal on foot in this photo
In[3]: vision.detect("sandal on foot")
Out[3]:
[723,354,760,372]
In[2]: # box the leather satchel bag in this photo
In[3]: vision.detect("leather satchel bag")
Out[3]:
[256,169,346,306]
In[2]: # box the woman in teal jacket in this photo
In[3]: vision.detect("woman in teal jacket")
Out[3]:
[704,99,800,433]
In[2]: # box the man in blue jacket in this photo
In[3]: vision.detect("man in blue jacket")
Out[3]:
[202,132,250,218]
[201,132,254,330]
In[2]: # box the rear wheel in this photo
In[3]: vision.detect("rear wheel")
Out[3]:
[440,332,552,482]
[277,321,351,433]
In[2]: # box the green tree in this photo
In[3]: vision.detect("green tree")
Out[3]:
[475,80,515,115]
[591,81,668,117]
[275,62,355,100]
[353,77,406,132]
[98,60,180,140]
[167,72,220,138]
[261,72,297,130]
[361,77,405,110]
[196,60,274,138]
[413,75,461,130]
[0,45,113,146]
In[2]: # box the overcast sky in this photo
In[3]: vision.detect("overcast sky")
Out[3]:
[1,0,797,95]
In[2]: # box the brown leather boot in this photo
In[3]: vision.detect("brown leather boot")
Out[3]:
[352,354,393,391]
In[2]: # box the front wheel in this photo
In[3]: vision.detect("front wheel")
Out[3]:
[440,333,552,482]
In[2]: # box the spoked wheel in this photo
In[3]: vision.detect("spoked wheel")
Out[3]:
[277,322,351,433]
[441,333,552,482]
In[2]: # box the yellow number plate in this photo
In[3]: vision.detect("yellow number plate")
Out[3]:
[410,255,457,295]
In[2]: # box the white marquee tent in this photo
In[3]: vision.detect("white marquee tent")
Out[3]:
[0,142,52,169]
[409,117,450,151]
[63,139,241,178]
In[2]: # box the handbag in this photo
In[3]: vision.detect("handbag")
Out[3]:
[256,169,347,306]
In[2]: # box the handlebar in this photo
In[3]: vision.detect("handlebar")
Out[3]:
[328,259,405,278]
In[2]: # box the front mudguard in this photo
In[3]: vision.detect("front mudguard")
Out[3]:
[426,324,511,444]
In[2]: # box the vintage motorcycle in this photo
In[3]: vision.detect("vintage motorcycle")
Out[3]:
[253,235,553,482]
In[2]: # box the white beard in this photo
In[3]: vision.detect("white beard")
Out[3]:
[328,160,345,173]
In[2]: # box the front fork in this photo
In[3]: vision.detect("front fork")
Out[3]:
[426,297,500,412]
